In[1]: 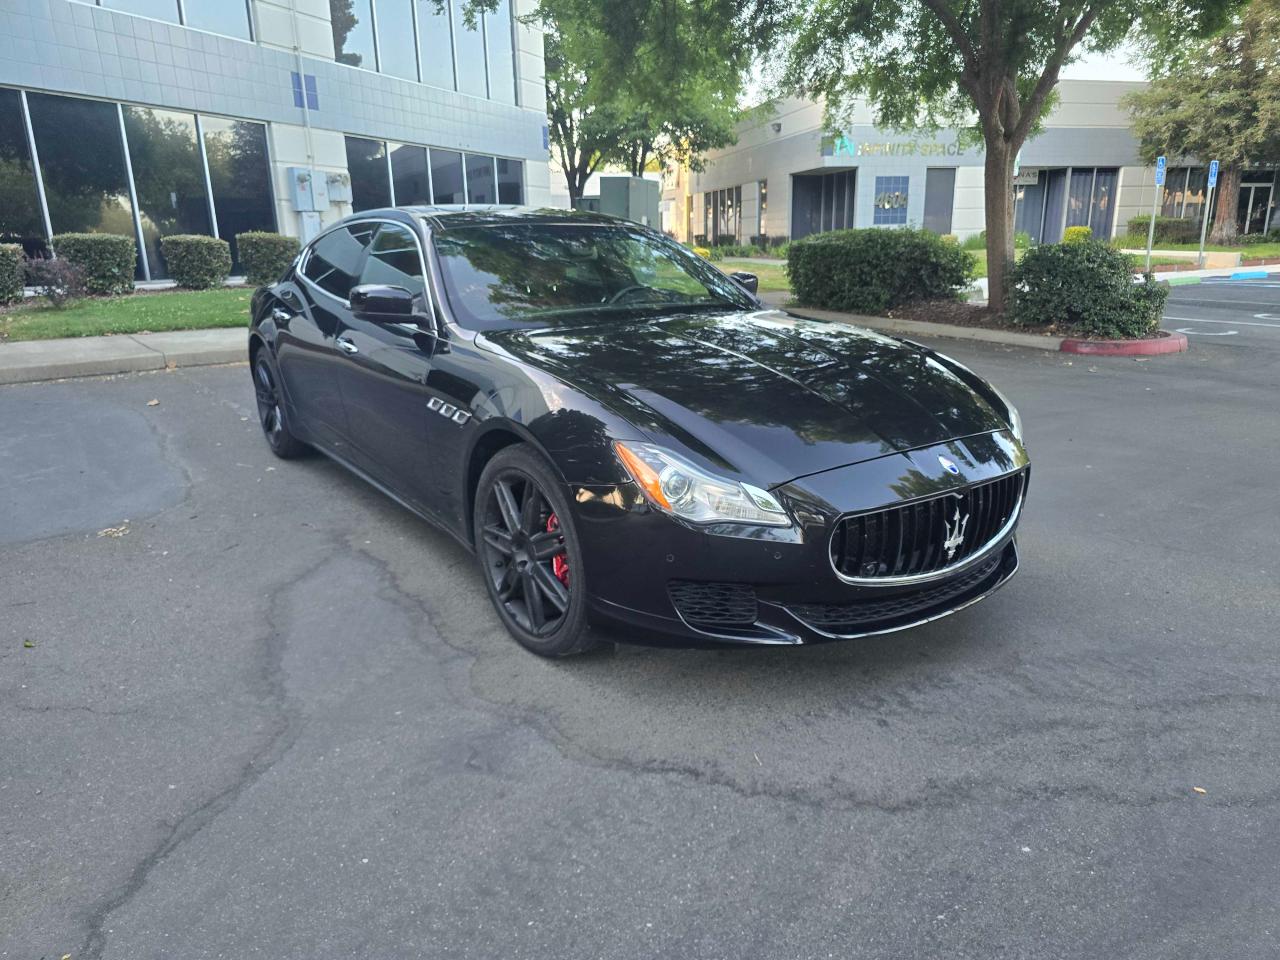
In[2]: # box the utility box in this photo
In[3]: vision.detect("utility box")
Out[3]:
[598,176,661,228]
[287,166,329,212]
[326,171,353,205]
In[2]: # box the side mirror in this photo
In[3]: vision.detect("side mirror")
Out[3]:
[350,284,416,321]
[728,271,759,295]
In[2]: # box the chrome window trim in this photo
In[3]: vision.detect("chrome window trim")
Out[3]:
[827,468,1027,587]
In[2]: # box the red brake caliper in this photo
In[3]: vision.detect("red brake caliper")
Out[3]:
[546,514,570,587]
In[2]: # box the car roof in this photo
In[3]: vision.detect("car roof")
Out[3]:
[346,206,631,232]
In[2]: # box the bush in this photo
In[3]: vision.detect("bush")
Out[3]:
[0,244,23,305]
[1239,233,1270,245]
[160,235,232,289]
[1063,225,1093,244]
[25,256,88,309]
[691,246,712,259]
[961,231,986,251]
[52,233,136,295]
[1009,239,1167,339]
[787,227,976,313]
[237,231,300,285]
[1126,215,1199,245]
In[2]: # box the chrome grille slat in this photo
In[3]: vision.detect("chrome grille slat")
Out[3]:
[831,470,1027,584]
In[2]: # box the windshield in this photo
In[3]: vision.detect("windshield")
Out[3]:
[430,222,754,330]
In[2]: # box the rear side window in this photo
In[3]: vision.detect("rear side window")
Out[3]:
[302,223,377,300]
[359,223,426,298]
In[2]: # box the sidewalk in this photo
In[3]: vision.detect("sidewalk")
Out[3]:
[0,328,246,385]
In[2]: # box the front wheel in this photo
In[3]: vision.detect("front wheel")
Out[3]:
[474,445,596,657]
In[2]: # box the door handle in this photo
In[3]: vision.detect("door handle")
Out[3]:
[271,307,293,323]
[336,336,359,355]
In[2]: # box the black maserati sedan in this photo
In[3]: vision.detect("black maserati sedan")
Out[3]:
[248,208,1028,656]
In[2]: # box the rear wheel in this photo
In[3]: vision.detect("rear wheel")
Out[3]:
[252,351,307,459]
[474,445,596,657]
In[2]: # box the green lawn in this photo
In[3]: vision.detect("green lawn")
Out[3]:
[0,287,253,342]
[719,258,791,293]
[1118,240,1280,257]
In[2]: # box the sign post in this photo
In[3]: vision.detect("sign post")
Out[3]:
[1198,160,1219,269]
[1147,155,1166,272]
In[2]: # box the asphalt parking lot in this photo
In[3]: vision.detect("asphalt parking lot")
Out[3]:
[3,288,1279,959]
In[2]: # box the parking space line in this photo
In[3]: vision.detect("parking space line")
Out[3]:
[1163,315,1280,329]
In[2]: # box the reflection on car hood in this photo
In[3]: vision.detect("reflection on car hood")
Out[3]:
[480,308,1007,486]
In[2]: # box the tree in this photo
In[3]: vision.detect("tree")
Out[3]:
[540,4,629,202]
[1126,0,1280,243]
[534,0,748,201]
[779,0,1244,311]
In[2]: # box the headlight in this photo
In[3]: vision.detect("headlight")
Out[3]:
[613,441,791,526]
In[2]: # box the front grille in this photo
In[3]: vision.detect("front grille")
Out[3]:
[831,470,1027,581]
[790,552,1005,632]
[668,580,758,628]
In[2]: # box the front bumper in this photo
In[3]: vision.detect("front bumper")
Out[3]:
[571,433,1028,647]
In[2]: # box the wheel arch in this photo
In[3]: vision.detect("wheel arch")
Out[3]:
[463,420,569,546]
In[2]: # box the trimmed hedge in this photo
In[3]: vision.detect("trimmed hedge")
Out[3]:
[160,234,232,289]
[1126,215,1198,245]
[237,231,300,286]
[1009,239,1168,339]
[1063,225,1092,244]
[787,228,975,313]
[52,233,136,295]
[0,244,22,305]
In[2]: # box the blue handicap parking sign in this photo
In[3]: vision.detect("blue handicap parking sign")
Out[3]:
[1208,160,1219,188]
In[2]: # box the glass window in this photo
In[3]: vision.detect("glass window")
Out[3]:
[432,223,753,330]
[430,149,465,204]
[872,175,909,226]
[758,179,768,226]
[1066,168,1094,228]
[0,89,47,255]
[485,0,517,105]
[303,222,378,299]
[332,0,377,69]
[417,0,456,90]
[374,0,419,81]
[201,116,275,270]
[345,136,391,212]
[26,92,140,273]
[496,157,524,204]
[452,0,488,98]
[183,0,252,40]
[359,223,425,296]
[123,106,213,281]
[1089,168,1118,239]
[390,143,431,204]
[101,0,180,24]
[466,154,496,204]
[1183,167,1209,222]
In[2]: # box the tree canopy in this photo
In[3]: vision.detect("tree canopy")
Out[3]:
[1126,0,1280,241]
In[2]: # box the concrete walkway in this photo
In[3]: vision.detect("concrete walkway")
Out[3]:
[0,328,246,385]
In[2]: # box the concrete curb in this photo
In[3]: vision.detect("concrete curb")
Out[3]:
[0,328,246,385]
[780,305,1066,352]
[1061,331,1189,356]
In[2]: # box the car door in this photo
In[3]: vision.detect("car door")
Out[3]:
[332,221,441,513]
[277,222,378,452]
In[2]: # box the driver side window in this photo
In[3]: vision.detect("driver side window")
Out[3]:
[359,224,426,298]
[302,223,377,300]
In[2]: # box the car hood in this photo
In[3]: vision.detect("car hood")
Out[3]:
[479,308,1008,487]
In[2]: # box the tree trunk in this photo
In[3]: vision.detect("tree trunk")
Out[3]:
[1209,164,1241,245]
[982,136,1016,314]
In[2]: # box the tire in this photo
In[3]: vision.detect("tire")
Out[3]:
[252,350,307,459]
[473,444,597,657]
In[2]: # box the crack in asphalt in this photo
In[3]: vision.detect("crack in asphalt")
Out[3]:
[75,552,319,960]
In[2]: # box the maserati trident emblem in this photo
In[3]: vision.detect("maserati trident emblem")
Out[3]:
[943,504,969,561]
[938,455,961,475]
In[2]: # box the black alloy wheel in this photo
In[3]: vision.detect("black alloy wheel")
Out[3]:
[474,445,595,656]
[253,353,306,458]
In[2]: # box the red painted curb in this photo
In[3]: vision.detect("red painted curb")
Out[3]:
[1060,331,1189,356]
